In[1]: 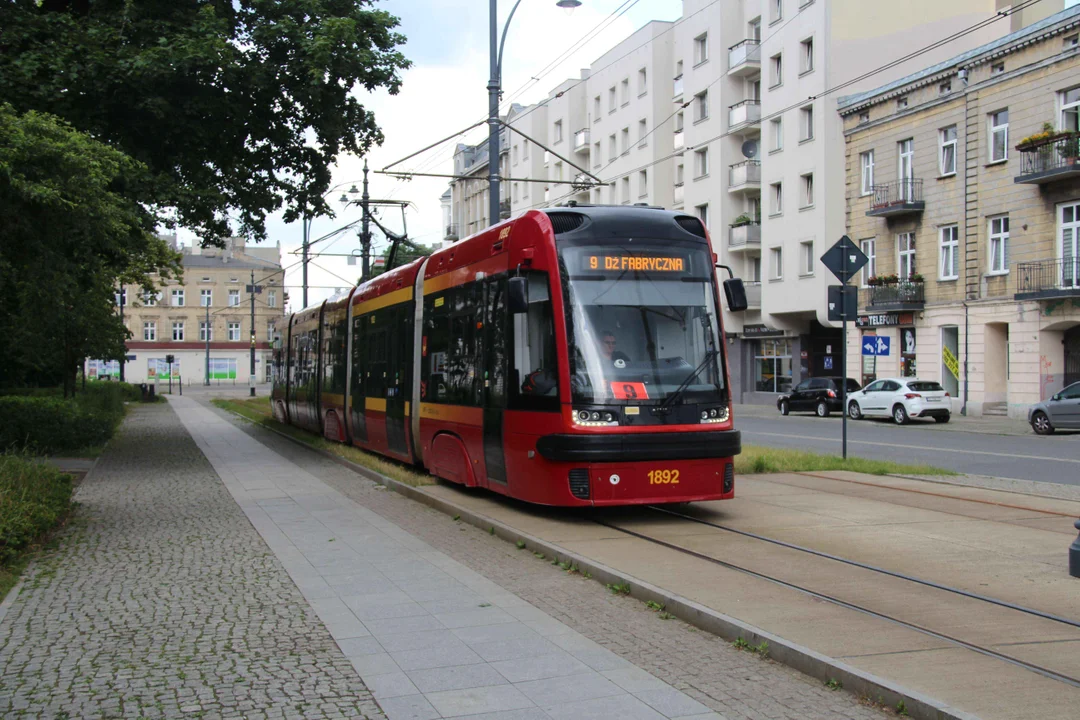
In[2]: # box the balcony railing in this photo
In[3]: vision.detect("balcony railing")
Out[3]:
[1015,258,1080,300]
[673,182,684,205]
[1014,133,1080,184]
[728,100,761,130]
[729,160,761,191]
[744,281,762,308]
[573,129,590,152]
[674,130,684,151]
[865,279,925,310]
[728,39,761,75]
[728,223,761,250]
[445,223,459,240]
[867,179,924,217]
[673,75,684,98]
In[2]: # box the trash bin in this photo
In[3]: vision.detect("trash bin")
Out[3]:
[139,383,149,402]
[147,383,156,401]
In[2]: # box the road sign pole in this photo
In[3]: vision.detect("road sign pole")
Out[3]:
[841,294,848,460]
[821,236,868,463]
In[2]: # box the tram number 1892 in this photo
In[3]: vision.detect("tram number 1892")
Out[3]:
[647,469,680,485]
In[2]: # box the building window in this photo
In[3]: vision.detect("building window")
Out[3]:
[694,148,709,178]
[989,110,1009,162]
[939,225,959,280]
[694,91,709,122]
[694,33,708,65]
[200,321,212,342]
[228,322,241,341]
[553,120,563,144]
[143,291,158,307]
[608,86,616,113]
[897,96,908,110]
[594,95,601,120]
[172,321,185,341]
[522,141,529,159]
[143,322,156,341]
[1065,33,1079,48]
[770,53,783,87]
[771,247,784,280]
[860,150,875,195]
[638,67,647,95]
[593,141,601,167]
[267,321,276,342]
[898,138,914,199]
[675,111,684,133]
[800,173,813,208]
[859,110,870,124]
[860,239,877,287]
[800,38,814,74]
[620,127,629,154]
[620,78,629,105]
[228,289,240,307]
[939,81,951,95]
[675,163,685,186]
[989,215,1010,274]
[638,170,648,197]
[200,289,212,307]
[1061,86,1080,131]
[800,241,814,275]
[608,133,616,158]
[696,203,709,226]
[898,232,916,280]
[638,118,647,146]
[755,339,792,393]
[620,177,630,204]
[771,181,783,215]
[800,104,813,141]
[268,289,277,308]
[770,117,783,151]
[512,145,519,166]
[115,288,127,307]
[170,288,185,307]
[991,61,1005,75]
[771,0,783,22]
[940,125,957,176]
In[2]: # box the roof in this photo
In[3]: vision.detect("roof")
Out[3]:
[181,253,280,271]
[837,5,1080,112]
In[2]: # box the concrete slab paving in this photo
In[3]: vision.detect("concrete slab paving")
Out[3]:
[170,396,721,719]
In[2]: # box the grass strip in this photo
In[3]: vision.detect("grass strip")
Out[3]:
[736,444,956,476]
[211,398,434,487]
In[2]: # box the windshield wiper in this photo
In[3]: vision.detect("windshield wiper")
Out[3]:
[656,349,719,414]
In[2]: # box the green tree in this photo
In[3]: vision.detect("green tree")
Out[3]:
[0,103,181,393]
[365,240,434,280]
[0,0,410,244]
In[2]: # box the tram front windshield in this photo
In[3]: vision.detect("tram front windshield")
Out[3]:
[559,242,725,406]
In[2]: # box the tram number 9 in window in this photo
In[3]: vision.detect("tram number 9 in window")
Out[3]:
[647,469,680,485]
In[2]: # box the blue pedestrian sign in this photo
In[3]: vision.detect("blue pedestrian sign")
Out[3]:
[824,356,834,370]
[862,336,891,356]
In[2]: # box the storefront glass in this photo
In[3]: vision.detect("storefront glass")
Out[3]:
[754,339,792,393]
[900,328,917,377]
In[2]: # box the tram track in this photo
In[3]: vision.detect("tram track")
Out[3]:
[593,506,1080,690]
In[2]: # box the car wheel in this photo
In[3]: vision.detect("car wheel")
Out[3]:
[815,401,830,418]
[934,414,950,424]
[779,400,789,416]
[1031,411,1054,435]
[848,402,862,420]
[893,404,909,425]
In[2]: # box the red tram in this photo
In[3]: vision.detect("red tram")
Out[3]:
[271,205,746,506]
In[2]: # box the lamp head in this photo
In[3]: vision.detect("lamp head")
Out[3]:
[348,185,359,195]
[339,193,349,206]
[556,0,581,14]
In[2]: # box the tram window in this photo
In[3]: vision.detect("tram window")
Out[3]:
[511,273,560,411]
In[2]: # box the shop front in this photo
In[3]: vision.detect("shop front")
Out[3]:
[734,324,805,405]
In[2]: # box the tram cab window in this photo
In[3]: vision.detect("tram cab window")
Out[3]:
[513,273,560,409]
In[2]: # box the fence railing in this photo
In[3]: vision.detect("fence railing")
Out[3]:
[1016,258,1080,295]
[1017,133,1080,177]
[729,160,761,189]
[729,39,760,70]
[866,279,925,307]
[870,179,923,210]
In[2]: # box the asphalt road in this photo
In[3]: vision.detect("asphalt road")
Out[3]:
[735,412,1080,485]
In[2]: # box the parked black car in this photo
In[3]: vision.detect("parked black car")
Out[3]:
[777,377,862,417]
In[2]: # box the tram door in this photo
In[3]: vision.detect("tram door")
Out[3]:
[349,312,367,443]
[384,304,410,456]
[482,278,508,484]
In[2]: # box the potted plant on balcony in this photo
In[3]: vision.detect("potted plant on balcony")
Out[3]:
[729,213,755,227]
[1058,132,1080,166]
[909,272,925,283]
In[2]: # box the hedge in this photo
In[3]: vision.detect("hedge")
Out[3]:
[0,454,73,565]
[0,382,138,454]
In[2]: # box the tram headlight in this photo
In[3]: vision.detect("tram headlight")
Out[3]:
[572,408,620,427]
[577,410,589,421]
[590,411,600,422]
[700,410,708,420]
[699,404,729,424]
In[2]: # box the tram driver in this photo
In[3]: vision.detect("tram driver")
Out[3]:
[599,330,631,366]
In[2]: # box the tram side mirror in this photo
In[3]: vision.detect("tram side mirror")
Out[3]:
[723,278,748,312]
[509,276,529,314]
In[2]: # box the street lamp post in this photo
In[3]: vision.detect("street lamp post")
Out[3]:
[487,0,581,227]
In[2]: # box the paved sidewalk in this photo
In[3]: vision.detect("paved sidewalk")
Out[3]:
[173,396,724,720]
[0,403,382,719]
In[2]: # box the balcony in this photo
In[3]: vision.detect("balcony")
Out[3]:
[1014,133,1080,184]
[728,40,761,76]
[864,278,925,311]
[728,160,761,193]
[445,223,459,241]
[673,75,684,99]
[867,179,924,217]
[673,182,684,205]
[728,222,761,251]
[573,129,590,153]
[673,129,684,151]
[499,199,511,220]
[728,100,761,132]
[744,281,762,309]
[1015,259,1080,300]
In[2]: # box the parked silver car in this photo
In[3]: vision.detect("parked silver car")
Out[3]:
[1028,381,1080,434]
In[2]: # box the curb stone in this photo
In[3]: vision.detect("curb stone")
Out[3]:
[217,405,982,720]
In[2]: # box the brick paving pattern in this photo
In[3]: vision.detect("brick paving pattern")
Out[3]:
[0,404,384,720]
[220,404,887,720]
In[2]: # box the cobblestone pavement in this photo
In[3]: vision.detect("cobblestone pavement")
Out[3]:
[213,401,887,720]
[0,404,385,720]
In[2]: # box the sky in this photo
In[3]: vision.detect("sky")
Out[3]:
[177,0,683,312]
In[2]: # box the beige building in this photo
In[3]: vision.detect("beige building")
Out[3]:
[838,4,1080,417]
[118,236,287,386]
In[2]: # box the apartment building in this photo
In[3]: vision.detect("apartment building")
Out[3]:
[118,236,286,385]
[447,117,514,241]
[506,99,551,214]
[838,5,1080,418]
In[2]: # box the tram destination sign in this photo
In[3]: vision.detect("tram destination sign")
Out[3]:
[583,252,689,273]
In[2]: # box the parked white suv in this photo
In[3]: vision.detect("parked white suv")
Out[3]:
[847,378,951,425]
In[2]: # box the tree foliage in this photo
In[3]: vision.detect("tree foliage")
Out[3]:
[0,103,181,391]
[0,0,410,244]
